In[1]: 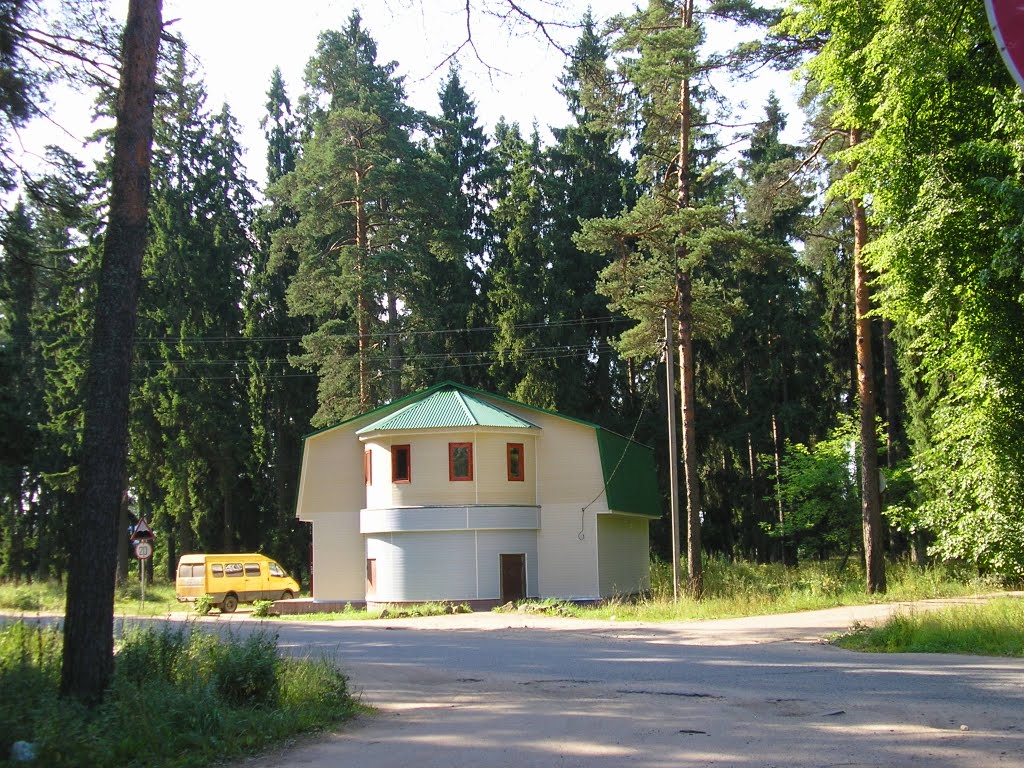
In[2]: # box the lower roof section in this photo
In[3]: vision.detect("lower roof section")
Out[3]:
[596,429,661,518]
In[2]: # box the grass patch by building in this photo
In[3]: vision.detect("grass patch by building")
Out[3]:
[572,557,1005,623]
[0,557,1008,626]
[833,597,1024,656]
[0,620,358,767]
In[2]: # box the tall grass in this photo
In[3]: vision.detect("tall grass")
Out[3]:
[0,579,183,615]
[582,556,1003,622]
[0,621,358,767]
[834,597,1024,656]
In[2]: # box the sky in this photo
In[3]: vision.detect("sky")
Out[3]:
[24,0,803,190]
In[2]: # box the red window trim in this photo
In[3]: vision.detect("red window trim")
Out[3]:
[392,444,411,483]
[364,449,372,485]
[507,442,525,482]
[448,442,474,481]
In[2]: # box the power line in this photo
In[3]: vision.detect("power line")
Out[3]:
[3,314,632,346]
[134,345,624,382]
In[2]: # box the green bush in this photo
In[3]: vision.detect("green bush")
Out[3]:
[194,594,214,615]
[11,588,43,612]
[251,599,273,617]
[0,621,355,767]
[209,630,280,707]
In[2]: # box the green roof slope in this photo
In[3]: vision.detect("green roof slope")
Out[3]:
[356,387,537,433]
[596,429,661,518]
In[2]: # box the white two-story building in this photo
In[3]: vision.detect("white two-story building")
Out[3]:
[294,382,660,607]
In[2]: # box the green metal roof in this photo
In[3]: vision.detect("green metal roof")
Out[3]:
[596,428,661,518]
[355,387,537,433]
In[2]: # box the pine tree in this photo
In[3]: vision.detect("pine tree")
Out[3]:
[273,12,434,422]
[775,0,886,592]
[575,0,767,596]
[61,0,161,705]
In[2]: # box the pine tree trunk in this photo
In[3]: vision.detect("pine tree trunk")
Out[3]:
[851,128,886,594]
[387,290,401,402]
[677,270,702,598]
[676,0,702,598]
[60,0,162,704]
[116,487,131,585]
[221,468,234,551]
[882,318,901,466]
[354,188,371,409]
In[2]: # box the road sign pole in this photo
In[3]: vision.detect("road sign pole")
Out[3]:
[132,536,154,608]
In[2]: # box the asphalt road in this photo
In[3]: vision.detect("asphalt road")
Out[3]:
[220,600,1024,768]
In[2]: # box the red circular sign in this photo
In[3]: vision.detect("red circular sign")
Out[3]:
[988,0,1024,91]
[134,540,153,560]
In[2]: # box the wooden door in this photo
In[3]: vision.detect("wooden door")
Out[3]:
[500,553,526,603]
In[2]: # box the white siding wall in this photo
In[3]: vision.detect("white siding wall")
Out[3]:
[306,513,365,601]
[366,530,539,602]
[362,431,538,509]
[537,502,600,599]
[474,432,537,505]
[477,530,539,598]
[296,428,366,601]
[597,514,651,597]
[471,401,607,506]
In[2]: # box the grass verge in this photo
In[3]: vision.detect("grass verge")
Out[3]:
[573,557,1005,623]
[832,597,1024,656]
[0,580,186,616]
[0,620,358,767]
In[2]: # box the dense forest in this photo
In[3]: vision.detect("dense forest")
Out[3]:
[2,0,1023,594]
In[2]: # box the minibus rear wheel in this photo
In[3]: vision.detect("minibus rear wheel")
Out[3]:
[221,593,239,613]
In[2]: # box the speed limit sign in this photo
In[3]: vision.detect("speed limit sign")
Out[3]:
[134,540,153,560]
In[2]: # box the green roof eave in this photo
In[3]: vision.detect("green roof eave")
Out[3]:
[300,381,461,441]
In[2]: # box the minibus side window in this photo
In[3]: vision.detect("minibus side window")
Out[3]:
[225,563,243,577]
[211,564,223,577]
[244,563,261,577]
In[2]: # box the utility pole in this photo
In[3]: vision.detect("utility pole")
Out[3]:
[664,311,681,600]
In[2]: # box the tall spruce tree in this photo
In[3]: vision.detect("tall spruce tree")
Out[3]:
[403,63,491,391]
[0,201,43,578]
[545,12,634,424]
[484,121,558,408]
[243,67,317,579]
[131,44,255,572]
[714,95,823,561]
